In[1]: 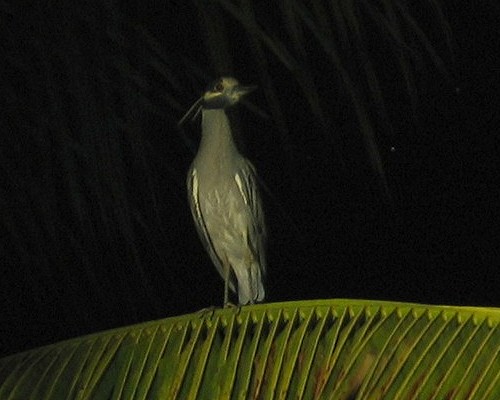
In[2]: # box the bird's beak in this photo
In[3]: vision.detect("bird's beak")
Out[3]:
[237,85,257,97]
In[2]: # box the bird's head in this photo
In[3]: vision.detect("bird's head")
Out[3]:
[178,77,256,126]
[202,77,256,109]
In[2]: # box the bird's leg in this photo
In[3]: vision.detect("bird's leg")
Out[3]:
[222,259,237,308]
[224,260,229,307]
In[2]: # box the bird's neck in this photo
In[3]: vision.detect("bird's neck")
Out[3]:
[199,109,239,157]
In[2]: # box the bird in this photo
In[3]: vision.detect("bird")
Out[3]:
[182,77,266,306]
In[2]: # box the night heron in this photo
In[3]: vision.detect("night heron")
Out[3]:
[182,77,266,306]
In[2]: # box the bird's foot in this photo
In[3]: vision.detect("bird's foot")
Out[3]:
[223,302,243,316]
[196,306,217,319]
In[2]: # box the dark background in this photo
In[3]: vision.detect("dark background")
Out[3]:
[1,1,499,357]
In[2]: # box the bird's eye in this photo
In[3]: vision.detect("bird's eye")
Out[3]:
[214,81,224,92]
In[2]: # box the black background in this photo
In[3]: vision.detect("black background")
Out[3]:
[1,1,499,357]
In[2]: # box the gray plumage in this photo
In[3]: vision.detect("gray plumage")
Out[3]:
[185,77,266,305]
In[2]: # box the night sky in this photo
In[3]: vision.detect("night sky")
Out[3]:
[1,1,499,357]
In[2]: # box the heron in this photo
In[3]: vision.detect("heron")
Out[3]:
[182,77,267,306]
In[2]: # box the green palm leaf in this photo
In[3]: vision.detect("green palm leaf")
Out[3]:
[1,300,499,399]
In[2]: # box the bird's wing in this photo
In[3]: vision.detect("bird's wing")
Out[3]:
[187,166,236,291]
[234,160,267,275]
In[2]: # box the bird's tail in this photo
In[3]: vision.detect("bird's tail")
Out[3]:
[234,260,265,305]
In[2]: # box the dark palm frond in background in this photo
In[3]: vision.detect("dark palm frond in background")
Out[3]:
[1,0,499,356]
